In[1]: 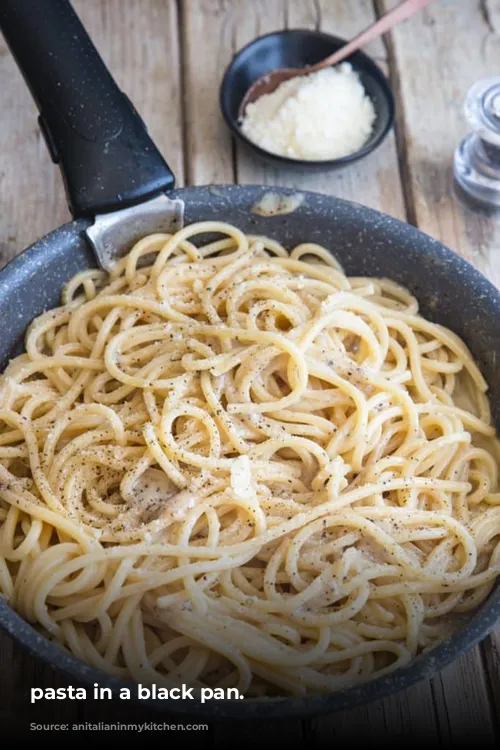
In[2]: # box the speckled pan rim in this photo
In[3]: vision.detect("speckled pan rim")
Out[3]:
[0,184,499,721]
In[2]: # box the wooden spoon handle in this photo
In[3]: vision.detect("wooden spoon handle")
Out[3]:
[308,0,435,72]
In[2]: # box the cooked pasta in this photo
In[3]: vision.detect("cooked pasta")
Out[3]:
[0,220,499,698]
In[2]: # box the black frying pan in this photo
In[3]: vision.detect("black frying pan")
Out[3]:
[1,0,500,722]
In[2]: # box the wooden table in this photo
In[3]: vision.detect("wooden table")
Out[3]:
[1,0,500,743]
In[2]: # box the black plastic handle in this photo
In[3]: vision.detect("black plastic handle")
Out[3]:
[0,0,176,218]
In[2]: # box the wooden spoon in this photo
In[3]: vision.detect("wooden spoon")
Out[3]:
[238,0,434,118]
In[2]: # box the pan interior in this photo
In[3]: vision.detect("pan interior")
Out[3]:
[1,184,500,719]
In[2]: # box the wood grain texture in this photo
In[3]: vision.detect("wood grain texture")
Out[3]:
[0,0,184,269]
[379,0,500,285]
[0,0,498,741]
[310,683,441,744]
[180,0,239,184]
[0,42,69,266]
[235,0,406,222]
[380,0,500,742]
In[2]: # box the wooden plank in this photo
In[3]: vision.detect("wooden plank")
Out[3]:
[431,656,497,745]
[379,0,500,739]
[0,639,78,735]
[0,0,496,741]
[212,719,303,749]
[483,635,500,714]
[0,0,184,270]
[180,0,241,185]
[310,683,441,744]
[236,0,406,221]
[0,636,19,737]
[0,0,185,735]
[0,39,68,267]
[378,0,500,286]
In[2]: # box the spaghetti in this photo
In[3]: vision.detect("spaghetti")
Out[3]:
[0,220,499,698]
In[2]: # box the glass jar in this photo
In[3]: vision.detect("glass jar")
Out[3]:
[453,77,500,209]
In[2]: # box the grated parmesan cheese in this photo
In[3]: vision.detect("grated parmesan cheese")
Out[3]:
[230,455,255,499]
[240,63,376,161]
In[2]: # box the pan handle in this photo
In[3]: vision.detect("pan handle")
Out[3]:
[0,0,176,219]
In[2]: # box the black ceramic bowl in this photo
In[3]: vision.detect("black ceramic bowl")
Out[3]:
[219,29,395,170]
